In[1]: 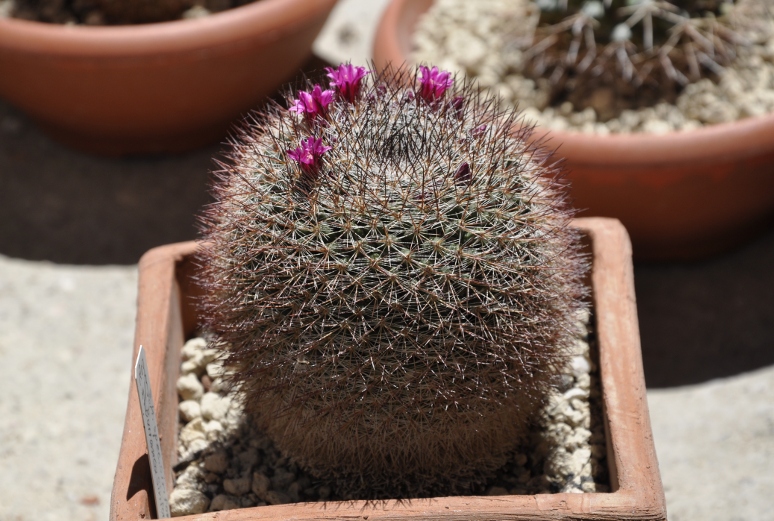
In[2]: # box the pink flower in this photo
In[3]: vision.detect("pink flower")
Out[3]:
[448,95,464,118]
[454,162,471,185]
[326,63,370,103]
[287,137,332,175]
[470,124,487,137]
[417,66,454,103]
[289,85,334,121]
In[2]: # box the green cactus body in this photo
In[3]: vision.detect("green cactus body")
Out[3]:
[198,65,588,498]
[526,0,747,107]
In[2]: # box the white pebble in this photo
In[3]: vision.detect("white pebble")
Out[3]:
[179,400,201,422]
[209,494,227,511]
[180,357,203,376]
[563,388,589,401]
[642,119,673,134]
[181,338,207,360]
[447,30,488,70]
[203,420,224,441]
[177,373,204,401]
[200,392,231,422]
[169,488,210,516]
[181,5,210,19]
[252,471,271,499]
[570,355,590,378]
[265,490,292,505]
[175,464,205,489]
[204,450,229,473]
[223,476,252,496]
[571,448,592,475]
[186,438,209,456]
[179,418,205,448]
[271,468,296,489]
[287,481,302,502]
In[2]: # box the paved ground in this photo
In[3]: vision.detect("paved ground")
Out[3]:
[1,0,773,519]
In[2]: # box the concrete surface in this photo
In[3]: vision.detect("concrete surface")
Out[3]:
[0,258,137,521]
[1,0,773,519]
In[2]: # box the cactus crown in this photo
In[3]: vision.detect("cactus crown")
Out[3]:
[198,64,588,498]
[522,0,748,105]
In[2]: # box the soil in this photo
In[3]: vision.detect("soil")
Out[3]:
[3,0,259,25]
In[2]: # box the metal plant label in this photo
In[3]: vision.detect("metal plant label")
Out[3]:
[134,346,171,519]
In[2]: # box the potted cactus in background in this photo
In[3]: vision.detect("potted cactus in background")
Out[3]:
[373,0,774,261]
[110,64,665,520]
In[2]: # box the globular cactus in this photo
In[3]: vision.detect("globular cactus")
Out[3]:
[198,64,588,498]
[521,0,751,107]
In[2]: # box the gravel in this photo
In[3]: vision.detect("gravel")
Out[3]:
[169,310,609,516]
[412,0,774,134]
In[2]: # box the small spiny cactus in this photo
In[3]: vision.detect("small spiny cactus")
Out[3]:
[198,64,588,498]
[521,0,754,107]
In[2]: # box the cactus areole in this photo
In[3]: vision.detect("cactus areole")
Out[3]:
[198,64,589,498]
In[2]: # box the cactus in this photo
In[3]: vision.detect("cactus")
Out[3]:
[522,0,753,107]
[197,64,588,498]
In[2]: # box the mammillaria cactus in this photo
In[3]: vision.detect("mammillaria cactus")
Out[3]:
[198,64,588,498]
[522,0,753,107]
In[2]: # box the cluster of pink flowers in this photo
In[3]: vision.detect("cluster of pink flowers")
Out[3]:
[287,64,457,180]
[287,63,371,176]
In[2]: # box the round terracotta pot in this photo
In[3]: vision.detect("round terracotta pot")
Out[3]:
[373,0,774,261]
[0,0,338,155]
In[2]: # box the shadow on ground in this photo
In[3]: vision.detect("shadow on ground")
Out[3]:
[634,227,774,388]
[1,56,772,388]
[0,55,333,266]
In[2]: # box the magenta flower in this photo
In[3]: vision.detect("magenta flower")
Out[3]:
[470,124,488,137]
[326,63,370,103]
[454,162,471,185]
[289,85,334,121]
[417,66,454,103]
[287,137,332,176]
[448,95,464,118]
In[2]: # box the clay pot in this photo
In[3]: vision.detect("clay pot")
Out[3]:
[372,0,774,261]
[110,217,666,521]
[0,0,338,155]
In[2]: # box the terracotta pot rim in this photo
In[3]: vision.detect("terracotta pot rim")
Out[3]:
[0,0,337,56]
[110,218,666,520]
[533,114,774,166]
[375,0,774,167]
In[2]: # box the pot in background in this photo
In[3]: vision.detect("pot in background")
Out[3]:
[0,0,338,155]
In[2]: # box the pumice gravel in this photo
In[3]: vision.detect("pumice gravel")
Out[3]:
[168,309,609,516]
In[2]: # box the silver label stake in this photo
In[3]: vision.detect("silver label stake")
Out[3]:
[135,345,171,518]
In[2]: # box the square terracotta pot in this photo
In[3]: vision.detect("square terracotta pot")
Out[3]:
[110,217,666,521]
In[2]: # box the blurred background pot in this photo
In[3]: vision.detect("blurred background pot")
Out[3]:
[0,0,338,155]
[373,0,774,262]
